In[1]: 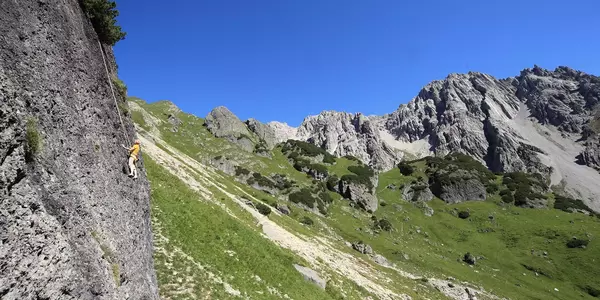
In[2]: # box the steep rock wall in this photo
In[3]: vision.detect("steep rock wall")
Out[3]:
[0,0,158,299]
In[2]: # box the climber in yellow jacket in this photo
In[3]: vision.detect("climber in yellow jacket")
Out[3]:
[122,139,141,179]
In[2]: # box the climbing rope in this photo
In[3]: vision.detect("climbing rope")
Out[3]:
[98,40,130,144]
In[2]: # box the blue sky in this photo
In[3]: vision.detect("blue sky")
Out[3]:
[114,0,600,127]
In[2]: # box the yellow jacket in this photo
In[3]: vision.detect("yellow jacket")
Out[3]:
[129,144,140,160]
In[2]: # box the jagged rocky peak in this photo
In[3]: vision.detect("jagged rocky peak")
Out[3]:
[516,65,600,133]
[245,118,279,148]
[267,121,298,142]
[205,106,250,138]
[297,111,401,171]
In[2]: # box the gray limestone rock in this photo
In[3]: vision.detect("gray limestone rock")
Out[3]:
[351,242,373,255]
[246,118,278,149]
[276,204,291,215]
[430,169,487,203]
[293,264,326,290]
[205,106,255,152]
[373,254,391,267]
[0,1,158,298]
[167,113,182,133]
[296,111,401,171]
[205,106,251,139]
[339,177,379,212]
[402,182,434,202]
[577,139,600,169]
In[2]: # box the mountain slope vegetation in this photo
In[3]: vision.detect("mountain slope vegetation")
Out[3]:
[131,96,600,300]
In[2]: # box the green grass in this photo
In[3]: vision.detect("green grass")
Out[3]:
[25,117,41,161]
[146,157,334,299]
[135,98,600,300]
[368,168,600,299]
[328,157,360,177]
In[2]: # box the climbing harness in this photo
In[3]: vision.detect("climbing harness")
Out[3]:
[97,40,130,144]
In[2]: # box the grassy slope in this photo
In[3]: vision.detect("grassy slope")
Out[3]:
[135,98,600,300]
[135,99,386,299]
[370,167,600,300]
[147,156,335,299]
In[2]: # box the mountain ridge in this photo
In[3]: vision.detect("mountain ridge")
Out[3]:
[203,65,600,211]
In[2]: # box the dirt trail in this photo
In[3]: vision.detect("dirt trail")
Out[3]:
[139,132,498,300]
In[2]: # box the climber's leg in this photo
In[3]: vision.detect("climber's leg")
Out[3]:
[128,156,135,177]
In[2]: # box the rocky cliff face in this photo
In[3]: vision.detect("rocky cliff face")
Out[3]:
[295,111,401,171]
[0,1,158,299]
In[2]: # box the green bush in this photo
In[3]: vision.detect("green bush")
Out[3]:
[343,155,360,161]
[326,175,339,191]
[567,239,589,249]
[255,203,272,216]
[375,218,392,231]
[458,211,470,219]
[318,191,333,203]
[323,155,336,164]
[254,139,269,154]
[247,172,276,188]
[340,165,375,191]
[234,166,250,176]
[486,183,499,194]
[25,118,41,162]
[583,286,600,297]
[554,195,597,216]
[80,0,126,45]
[288,152,300,160]
[503,172,547,207]
[289,188,316,208]
[282,139,335,163]
[112,75,127,98]
[398,162,415,176]
[500,189,514,203]
[300,216,314,226]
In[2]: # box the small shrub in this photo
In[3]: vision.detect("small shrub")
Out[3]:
[282,140,328,157]
[458,211,470,219]
[501,191,514,203]
[554,195,596,216]
[398,162,415,176]
[323,154,336,164]
[343,155,360,161]
[80,0,126,45]
[375,218,392,231]
[289,188,316,208]
[234,166,250,176]
[463,252,476,265]
[317,202,328,215]
[486,183,499,193]
[300,216,314,225]
[318,191,333,204]
[566,239,589,249]
[112,75,127,98]
[25,118,41,161]
[583,286,600,298]
[326,175,339,191]
[255,202,272,216]
[254,139,269,154]
[213,155,223,160]
[288,152,299,160]
[117,101,129,116]
[341,165,375,191]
